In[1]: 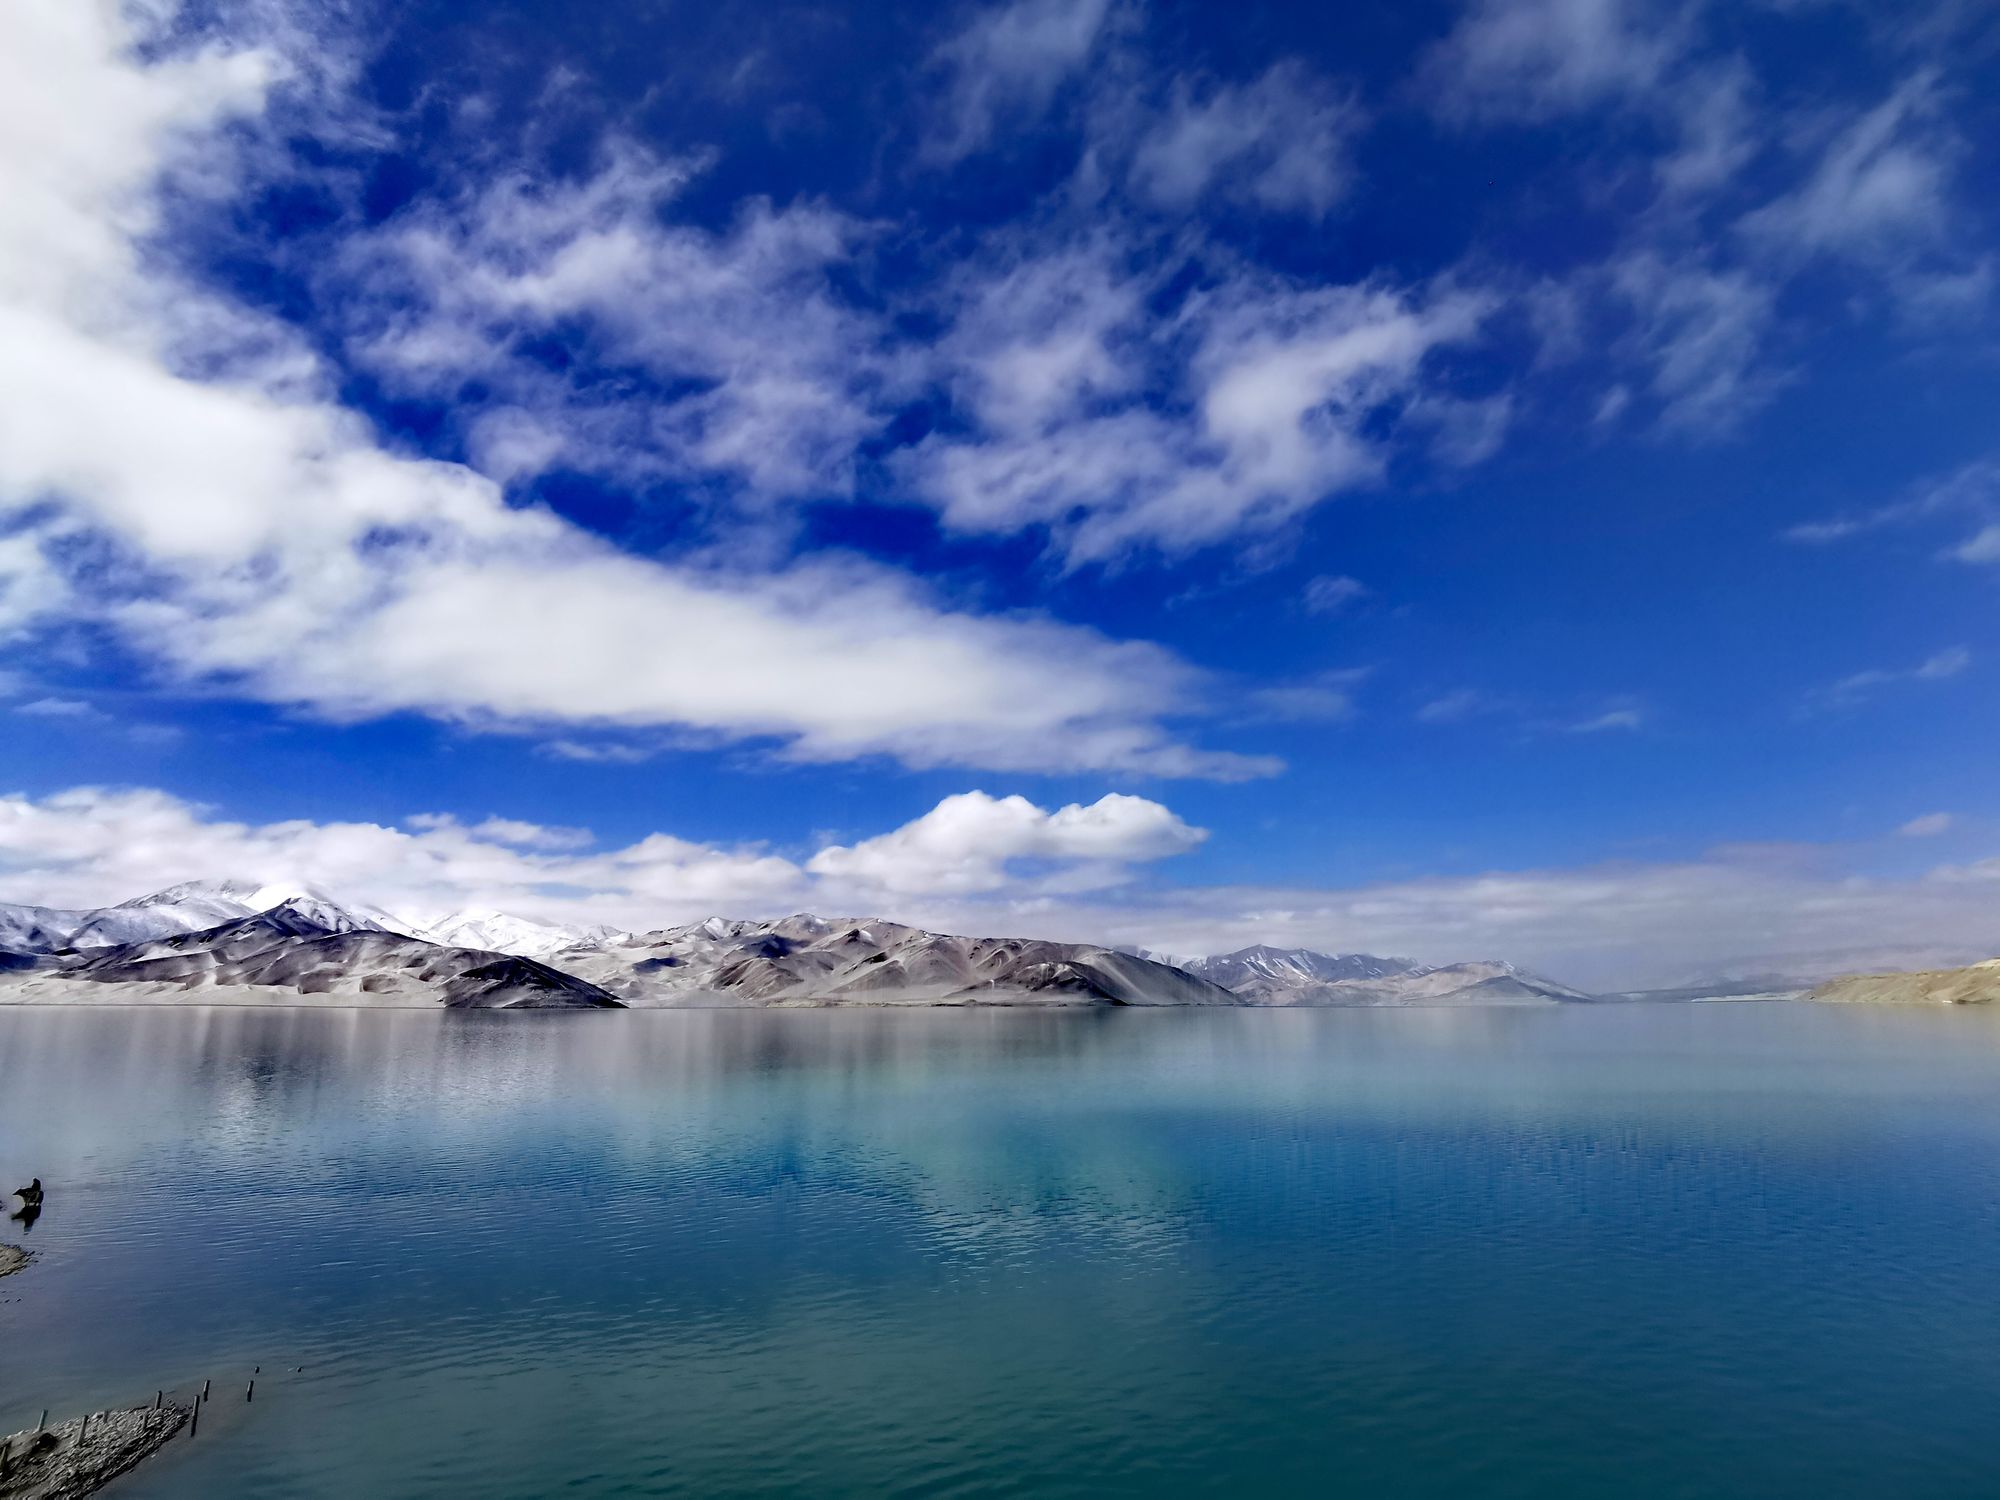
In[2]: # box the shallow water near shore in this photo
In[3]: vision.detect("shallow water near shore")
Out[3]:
[3,1003,2000,1498]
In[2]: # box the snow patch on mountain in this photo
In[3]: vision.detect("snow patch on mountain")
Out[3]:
[406,910,630,958]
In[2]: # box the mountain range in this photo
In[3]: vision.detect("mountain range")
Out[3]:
[0,879,1600,1009]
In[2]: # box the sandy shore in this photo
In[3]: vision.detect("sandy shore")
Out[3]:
[0,1245,27,1280]
[0,1405,188,1499]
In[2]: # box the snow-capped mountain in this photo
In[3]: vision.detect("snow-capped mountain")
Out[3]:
[1174,945,1423,996]
[2,881,1591,1008]
[0,880,398,952]
[1159,945,1595,1005]
[0,901,91,954]
[556,914,1240,1007]
[51,907,621,1009]
[405,910,629,958]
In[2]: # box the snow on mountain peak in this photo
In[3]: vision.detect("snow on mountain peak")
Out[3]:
[410,910,628,958]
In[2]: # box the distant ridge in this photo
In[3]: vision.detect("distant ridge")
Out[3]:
[1151,945,1596,1006]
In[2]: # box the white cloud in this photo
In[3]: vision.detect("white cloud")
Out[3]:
[928,0,1115,161]
[1804,644,1971,712]
[902,242,1495,560]
[342,140,895,501]
[1785,458,2000,552]
[1899,812,1953,838]
[1568,706,1645,732]
[1416,688,1502,724]
[1610,253,1782,433]
[0,0,1258,781]
[1127,62,1361,218]
[14,697,99,719]
[1743,73,1955,265]
[405,813,597,851]
[807,789,1205,896]
[1420,0,1686,122]
[1059,846,2000,991]
[1245,669,1367,724]
[1303,575,1370,614]
[0,782,1203,925]
[0,784,805,927]
[1955,526,2000,563]
[1916,645,1971,679]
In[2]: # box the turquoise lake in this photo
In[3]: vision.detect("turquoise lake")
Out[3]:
[3,1003,1999,1497]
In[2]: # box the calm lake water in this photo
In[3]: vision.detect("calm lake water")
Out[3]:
[3,1003,1999,1498]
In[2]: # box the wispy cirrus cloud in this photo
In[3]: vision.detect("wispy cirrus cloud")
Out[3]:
[1802,645,1971,714]
[1898,812,1954,838]
[1122,61,1362,219]
[1784,457,2000,560]
[925,0,1118,161]
[1417,0,1689,123]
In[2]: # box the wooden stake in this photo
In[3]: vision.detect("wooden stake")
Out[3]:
[245,1379,254,1403]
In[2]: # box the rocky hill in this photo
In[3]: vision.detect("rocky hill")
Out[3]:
[1808,958,2000,1006]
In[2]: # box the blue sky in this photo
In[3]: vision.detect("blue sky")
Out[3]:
[1,0,1997,986]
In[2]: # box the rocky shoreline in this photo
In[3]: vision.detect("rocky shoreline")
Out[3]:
[0,1405,188,1500]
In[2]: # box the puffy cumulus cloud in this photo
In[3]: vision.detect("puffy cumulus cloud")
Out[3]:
[0,0,1258,781]
[927,0,1116,162]
[901,237,1497,561]
[807,790,1206,896]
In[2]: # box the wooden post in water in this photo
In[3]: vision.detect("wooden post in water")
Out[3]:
[202,1379,210,1400]
[79,1413,88,1443]
[155,1389,162,1409]
[190,1398,199,1438]
[37,1410,45,1431]
[246,1379,255,1403]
